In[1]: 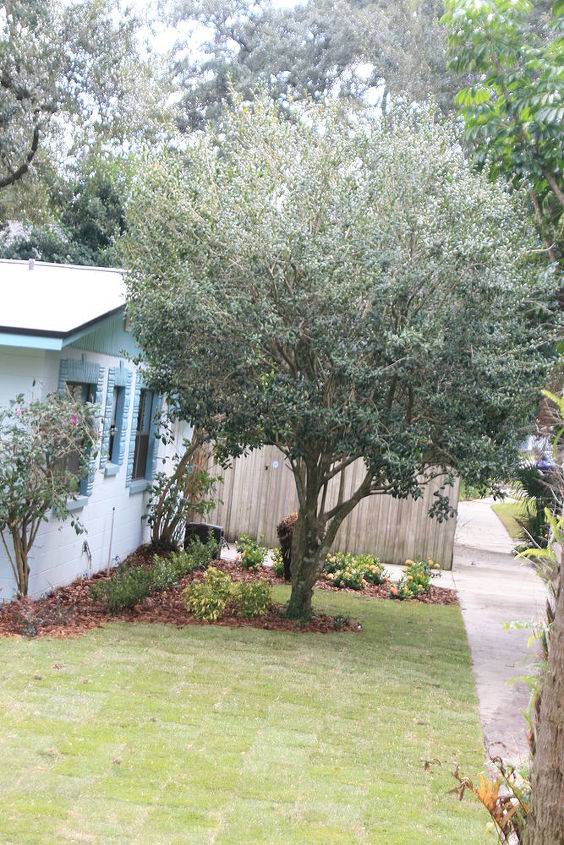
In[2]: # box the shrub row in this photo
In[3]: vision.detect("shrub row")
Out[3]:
[90,533,219,613]
[183,567,272,621]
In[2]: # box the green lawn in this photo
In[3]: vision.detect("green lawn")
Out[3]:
[491,500,529,541]
[0,586,487,844]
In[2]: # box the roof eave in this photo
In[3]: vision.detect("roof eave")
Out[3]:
[0,305,125,351]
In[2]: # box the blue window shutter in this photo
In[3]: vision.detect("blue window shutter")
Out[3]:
[101,361,133,470]
[118,369,133,466]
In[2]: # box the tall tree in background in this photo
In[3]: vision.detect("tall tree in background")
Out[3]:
[0,153,133,266]
[124,96,558,619]
[166,0,460,130]
[0,0,169,196]
[442,0,563,266]
[443,4,563,842]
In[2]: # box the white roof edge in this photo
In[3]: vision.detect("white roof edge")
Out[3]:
[0,258,124,274]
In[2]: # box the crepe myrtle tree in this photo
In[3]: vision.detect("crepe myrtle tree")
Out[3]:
[124,96,559,618]
[0,392,98,597]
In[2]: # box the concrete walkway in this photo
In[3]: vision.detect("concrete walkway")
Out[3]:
[453,499,547,763]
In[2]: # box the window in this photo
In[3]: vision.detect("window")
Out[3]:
[57,356,104,501]
[108,385,125,464]
[132,389,155,481]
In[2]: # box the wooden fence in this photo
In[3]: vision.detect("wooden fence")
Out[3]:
[199,446,460,569]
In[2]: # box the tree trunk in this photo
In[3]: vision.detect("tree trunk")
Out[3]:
[527,549,564,845]
[286,508,326,618]
[11,528,30,597]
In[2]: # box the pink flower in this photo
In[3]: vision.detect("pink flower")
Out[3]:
[15,407,21,415]
[70,412,79,426]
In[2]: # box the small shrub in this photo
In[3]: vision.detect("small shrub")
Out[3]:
[233,580,272,617]
[235,534,267,571]
[90,567,154,613]
[332,614,351,630]
[183,583,227,621]
[271,547,285,578]
[151,555,181,591]
[326,565,365,590]
[353,554,387,585]
[203,566,231,600]
[323,551,388,590]
[187,531,219,569]
[183,566,231,621]
[389,558,440,600]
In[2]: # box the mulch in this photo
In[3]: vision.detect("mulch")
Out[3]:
[0,547,458,639]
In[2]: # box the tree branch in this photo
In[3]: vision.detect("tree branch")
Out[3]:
[0,124,40,190]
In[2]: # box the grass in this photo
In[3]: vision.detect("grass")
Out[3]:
[0,587,487,844]
[491,499,529,541]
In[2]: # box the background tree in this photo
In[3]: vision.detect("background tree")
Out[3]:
[166,0,461,130]
[0,153,133,265]
[0,0,169,197]
[441,0,563,266]
[0,393,98,597]
[124,96,558,618]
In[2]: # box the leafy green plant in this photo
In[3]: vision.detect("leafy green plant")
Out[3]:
[90,567,154,614]
[235,535,267,572]
[186,531,220,569]
[390,559,441,600]
[183,566,231,621]
[90,534,218,613]
[513,463,552,550]
[323,551,388,590]
[146,426,218,550]
[353,554,387,585]
[0,392,98,596]
[232,580,272,618]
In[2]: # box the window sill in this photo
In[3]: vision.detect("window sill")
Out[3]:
[129,479,150,496]
[104,462,120,477]
[66,495,88,512]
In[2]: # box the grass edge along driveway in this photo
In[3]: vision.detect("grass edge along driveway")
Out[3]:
[0,586,487,844]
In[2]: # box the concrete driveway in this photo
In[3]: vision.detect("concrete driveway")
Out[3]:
[453,499,547,763]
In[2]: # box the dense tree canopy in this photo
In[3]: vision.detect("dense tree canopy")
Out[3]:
[166,0,461,129]
[124,96,559,616]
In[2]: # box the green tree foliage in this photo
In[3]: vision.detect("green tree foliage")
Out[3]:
[0,154,133,265]
[442,0,564,265]
[0,0,168,194]
[124,96,559,618]
[0,393,98,596]
[167,0,460,129]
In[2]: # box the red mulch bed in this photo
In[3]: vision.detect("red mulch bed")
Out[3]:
[0,548,457,639]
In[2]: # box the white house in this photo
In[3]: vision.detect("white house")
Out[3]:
[0,259,189,600]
